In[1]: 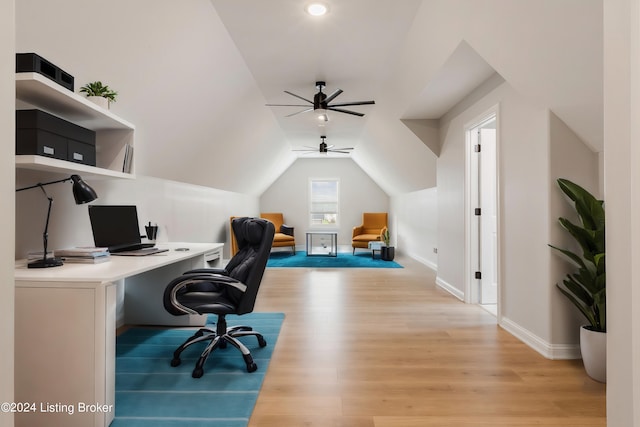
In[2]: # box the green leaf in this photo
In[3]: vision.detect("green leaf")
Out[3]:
[556,285,597,327]
[562,275,593,306]
[548,244,586,269]
[558,218,599,262]
[552,178,605,330]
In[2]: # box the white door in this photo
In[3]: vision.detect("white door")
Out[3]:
[467,113,498,308]
[478,125,497,304]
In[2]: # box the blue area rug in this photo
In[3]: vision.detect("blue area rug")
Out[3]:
[267,250,402,268]
[112,312,284,427]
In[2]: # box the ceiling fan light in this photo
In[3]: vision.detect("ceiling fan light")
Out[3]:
[316,108,329,121]
[306,3,328,16]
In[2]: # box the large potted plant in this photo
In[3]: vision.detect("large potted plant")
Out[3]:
[549,178,605,382]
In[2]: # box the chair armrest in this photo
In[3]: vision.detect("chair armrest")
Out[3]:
[164,272,247,316]
[184,268,228,275]
[352,225,364,238]
[280,224,294,236]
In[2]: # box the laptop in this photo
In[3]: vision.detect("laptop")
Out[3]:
[88,205,168,256]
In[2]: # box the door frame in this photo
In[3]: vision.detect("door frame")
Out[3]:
[464,104,501,314]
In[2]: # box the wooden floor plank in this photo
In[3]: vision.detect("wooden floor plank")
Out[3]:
[248,255,606,426]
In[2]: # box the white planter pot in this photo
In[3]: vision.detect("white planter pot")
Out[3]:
[580,326,606,383]
[86,96,109,109]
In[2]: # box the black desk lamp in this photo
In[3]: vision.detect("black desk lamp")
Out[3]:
[16,174,98,268]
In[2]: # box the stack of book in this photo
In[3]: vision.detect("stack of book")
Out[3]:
[53,247,111,264]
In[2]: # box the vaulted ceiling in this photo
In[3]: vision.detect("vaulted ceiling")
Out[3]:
[15,0,602,197]
[208,0,602,195]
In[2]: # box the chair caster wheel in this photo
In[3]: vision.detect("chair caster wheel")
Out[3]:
[192,368,204,378]
[247,362,258,373]
[170,358,181,367]
[258,337,267,347]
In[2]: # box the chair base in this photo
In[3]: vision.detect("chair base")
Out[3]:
[170,315,267,378]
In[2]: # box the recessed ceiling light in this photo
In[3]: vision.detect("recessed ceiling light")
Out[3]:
[306,3,328,16]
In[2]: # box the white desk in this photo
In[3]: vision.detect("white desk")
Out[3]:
[14,242,223,427]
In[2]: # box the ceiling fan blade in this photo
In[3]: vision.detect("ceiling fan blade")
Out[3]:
[328,100,375,107]
[329,150,353,154]
[286,108,313,117]
[292,146,318,151]
[331,147,354,151]
[327,107,365,117]
[284,90,313,104]
[265,103,310,107]
[324,88,343,104]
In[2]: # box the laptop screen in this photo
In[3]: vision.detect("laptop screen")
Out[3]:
[88,205,143,249]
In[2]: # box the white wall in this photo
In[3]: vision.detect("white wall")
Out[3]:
[355,103,438,196]
[438,76,562,351]
[604,0,640,424]
[391,187,438,270]
[260,158,389,250]
[548,112,599,346]
[15,172,258,260]
[385,0,602,152]
[0,1,15,426]
[15,0,294,196]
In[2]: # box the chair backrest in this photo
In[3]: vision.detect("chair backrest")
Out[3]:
[229,216,239,256]
[225,217,275,314]
[260,212,284,230]
[362,212,388,233]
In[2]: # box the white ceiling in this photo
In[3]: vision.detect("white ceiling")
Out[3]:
[211,0,424,152]
[14,0,603,197]
[210,0,603,162]
[401,41,498,119]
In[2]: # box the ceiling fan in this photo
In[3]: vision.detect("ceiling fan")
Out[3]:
[266,81,375,121]
[293,135,353,155]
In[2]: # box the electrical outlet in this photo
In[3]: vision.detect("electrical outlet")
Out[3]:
[433,247,438,254]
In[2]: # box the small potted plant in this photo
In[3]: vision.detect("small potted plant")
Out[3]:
[380,228,395,261]
[549,178,605,382]
[80,81,118,109]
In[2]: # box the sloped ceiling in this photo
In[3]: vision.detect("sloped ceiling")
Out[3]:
[211,0,423,155]
[16,0,603,197]
[209,0,602,196]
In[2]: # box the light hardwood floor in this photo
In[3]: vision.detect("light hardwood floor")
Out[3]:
[248,255,606,427]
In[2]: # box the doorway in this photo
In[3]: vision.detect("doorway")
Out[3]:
[465,107,499,316]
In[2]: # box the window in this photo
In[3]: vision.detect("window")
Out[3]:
[309,179,339,226]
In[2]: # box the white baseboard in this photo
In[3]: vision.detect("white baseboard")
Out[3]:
[500,317,581,360]
[408,253,437,271]
[435,276,464,301]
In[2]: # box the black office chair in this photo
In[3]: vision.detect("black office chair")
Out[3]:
[163,217,275,378]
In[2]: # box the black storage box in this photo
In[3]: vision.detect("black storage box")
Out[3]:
[16,53,74,92]
[16,109,96,166]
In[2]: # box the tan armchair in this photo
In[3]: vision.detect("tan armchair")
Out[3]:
[260,213,296,254]
[352,212,388,254]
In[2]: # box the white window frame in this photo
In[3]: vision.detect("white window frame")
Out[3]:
[308,178,340,228]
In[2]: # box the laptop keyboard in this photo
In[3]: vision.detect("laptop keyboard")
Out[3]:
[111,248,169,256]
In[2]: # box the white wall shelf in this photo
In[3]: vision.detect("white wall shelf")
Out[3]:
[15,155,134,179]
[15,72,136,178]
[16,73,134,130]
